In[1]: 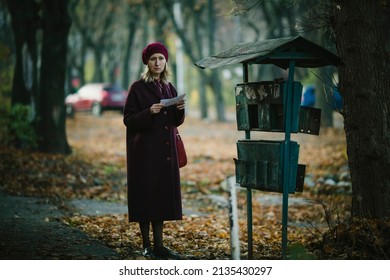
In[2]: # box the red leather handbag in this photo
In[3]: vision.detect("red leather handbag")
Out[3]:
[175,129,187,168]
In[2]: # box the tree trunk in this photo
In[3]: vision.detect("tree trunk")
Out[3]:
[208,0,225,122]
[122,5,139,89]
[6,0,39,107]
[192,4,209,120]
[209,71,226,121]
[198,71,209,119]
[331,0,390,218]
[93,47,104,82]
[38,0,71,154]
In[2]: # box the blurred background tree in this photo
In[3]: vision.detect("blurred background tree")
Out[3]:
[3,0,71,154]
[2,0,340,131]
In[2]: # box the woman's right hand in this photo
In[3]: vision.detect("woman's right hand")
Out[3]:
[150,103,163,114]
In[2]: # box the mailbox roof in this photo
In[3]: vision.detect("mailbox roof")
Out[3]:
[194,36,341,69]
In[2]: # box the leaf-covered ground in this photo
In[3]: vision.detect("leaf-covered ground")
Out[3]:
[1,112,389,259]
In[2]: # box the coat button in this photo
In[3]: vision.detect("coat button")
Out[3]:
[163,111,167,115]
[166,156,171,161]
[165,126,169,130]
[165,141,170,146]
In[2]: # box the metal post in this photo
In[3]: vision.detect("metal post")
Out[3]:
[242,62,253,260]
[282,56,296,259]
[227,176,240,260]
[246,184,253,260]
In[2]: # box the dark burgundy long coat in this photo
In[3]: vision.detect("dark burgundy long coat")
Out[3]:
[123,79,185,222]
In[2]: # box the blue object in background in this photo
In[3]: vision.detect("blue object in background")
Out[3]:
[301,85,316,107]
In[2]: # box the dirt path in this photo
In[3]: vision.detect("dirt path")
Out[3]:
[0,191,121,259]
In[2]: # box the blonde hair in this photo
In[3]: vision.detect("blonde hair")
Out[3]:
[141,64,171,84]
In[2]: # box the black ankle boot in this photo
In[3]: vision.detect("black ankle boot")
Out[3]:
[153,246,180,259]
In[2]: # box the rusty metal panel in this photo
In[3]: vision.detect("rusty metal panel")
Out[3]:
[235,81,302,133]
[235,82,283,131]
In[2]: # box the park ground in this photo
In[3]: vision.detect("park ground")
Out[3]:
[1,111,388,260]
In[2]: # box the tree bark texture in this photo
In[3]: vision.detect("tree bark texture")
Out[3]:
[38,0,71,154]
[331,0,390,218]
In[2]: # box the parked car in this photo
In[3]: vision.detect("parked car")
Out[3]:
[65,83,127,117]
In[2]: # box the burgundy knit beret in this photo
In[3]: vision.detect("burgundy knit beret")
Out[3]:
[142,42,169,65]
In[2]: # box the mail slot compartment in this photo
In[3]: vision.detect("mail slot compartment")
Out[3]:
[234,140,304,193]
[235,81,302,132]
[299,106,321,135]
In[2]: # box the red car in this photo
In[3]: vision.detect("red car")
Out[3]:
[65,83,127,117]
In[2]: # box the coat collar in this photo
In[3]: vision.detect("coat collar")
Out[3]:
[141,79,162,99]
[145,79,172,99]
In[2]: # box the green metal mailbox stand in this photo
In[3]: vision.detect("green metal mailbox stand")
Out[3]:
[195,36,341,259]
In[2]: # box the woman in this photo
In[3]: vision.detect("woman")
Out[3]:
[123,42,185,259]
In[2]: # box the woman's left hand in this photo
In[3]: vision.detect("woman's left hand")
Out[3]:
[176,100,185,110]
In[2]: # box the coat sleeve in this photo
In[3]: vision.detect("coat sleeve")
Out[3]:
[123,83,153,132]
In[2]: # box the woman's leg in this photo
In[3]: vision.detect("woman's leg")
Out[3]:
[151,221,164,249]
[152,221,179,259]
[139,222,151,248]
[139,222,153,256]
